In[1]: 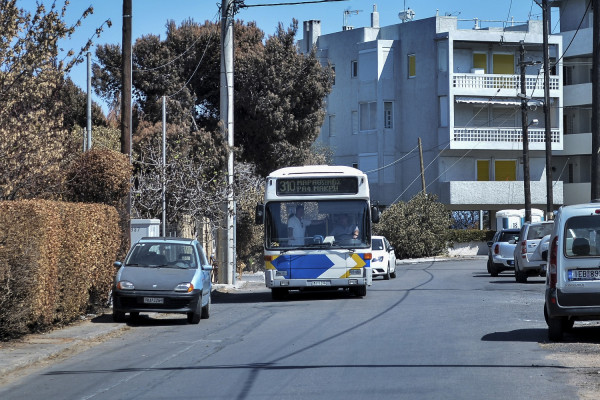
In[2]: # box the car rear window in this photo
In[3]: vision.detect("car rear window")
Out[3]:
[526,223,554,240]
[564,216,600,257]
[499,232,518,242]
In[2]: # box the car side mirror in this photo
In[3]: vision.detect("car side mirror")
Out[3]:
[255,203,264,224]
[371,206,380,223]
[114,261,122,268]
[487,241,493,247]
[202,264,214,271]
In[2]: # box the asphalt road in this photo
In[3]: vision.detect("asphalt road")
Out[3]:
[0,258,580,399]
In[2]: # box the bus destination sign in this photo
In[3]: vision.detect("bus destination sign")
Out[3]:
[276,177,359,195]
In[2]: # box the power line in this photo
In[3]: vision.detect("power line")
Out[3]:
[241,0,347,7]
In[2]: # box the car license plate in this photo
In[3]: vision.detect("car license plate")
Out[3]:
[568,269,600,281]
[143,297,164,304]
[310,280,331,286]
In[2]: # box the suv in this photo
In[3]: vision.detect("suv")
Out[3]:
[514,221,554,283]
[544,202,600,341]
[487,228,520,277]
[112,237,213,324]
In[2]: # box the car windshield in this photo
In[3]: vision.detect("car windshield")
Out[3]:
[372,238,384,250]
[565,216,600,257]
[264,199,370,250]
[125,243,197,268]
[527,223,554,240]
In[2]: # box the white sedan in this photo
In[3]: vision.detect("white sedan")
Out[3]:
[371,236,397,280]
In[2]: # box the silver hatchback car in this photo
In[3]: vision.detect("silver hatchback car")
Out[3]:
[112,237,213,324]
[545,202,600,341]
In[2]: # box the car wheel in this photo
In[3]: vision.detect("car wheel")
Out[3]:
[548,316,565,342]
[515,260,527,283]
[390,271,397,279]
[489,261,499,277]
[384,263,391,280]
[113,310,126,323]
[187,301,201,324]
[201,294,211,319]
[272,288,288,300]
[129,312,140,321]
[354,285,367,297]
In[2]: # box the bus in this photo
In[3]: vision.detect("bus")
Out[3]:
[255,165,379,299]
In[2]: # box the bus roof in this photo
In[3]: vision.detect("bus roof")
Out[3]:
[267,165,367,178]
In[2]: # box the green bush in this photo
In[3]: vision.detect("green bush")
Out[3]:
[0,200,120,341]
[374,192,451,259]
[446,229,495,245]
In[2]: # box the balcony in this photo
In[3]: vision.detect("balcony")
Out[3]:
[452,73,560,97]
[451,127,562,150]
[438,180,563,209]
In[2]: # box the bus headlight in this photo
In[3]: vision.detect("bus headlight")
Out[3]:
[348,279,358,285]
[349,269,362,276]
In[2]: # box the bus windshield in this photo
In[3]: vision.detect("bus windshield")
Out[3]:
[264,200,370,250]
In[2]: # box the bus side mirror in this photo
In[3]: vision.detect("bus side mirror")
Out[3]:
[255,203,264,224]
[371,206,380,223]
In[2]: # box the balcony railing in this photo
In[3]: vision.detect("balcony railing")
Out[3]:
[452,73,560,92]
[452,127,560,145]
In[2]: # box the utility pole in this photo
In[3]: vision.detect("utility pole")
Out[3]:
[542,0,554,217]
[121,0,132,244]
[219,0,235,284]
[520,42,532,223]
[162,96,167,237]
[418,137,426,193]
[86,52,92,151]
[592,0,600,200]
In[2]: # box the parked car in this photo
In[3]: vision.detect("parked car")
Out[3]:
[112,237,213,324]
[514,221,554,283]
[544,202,600,341]
[371,236,396,280]
[487,228,520,277]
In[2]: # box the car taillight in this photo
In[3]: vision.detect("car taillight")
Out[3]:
[494,244,499,254]
[549,235,558,289]
[521,240,527,254]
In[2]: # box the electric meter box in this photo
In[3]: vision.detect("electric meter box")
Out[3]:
[130,219,161,246]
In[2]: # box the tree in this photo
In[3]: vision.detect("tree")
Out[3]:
[92,18,332,176]
[374,193,451,259]
[0,0,110,200]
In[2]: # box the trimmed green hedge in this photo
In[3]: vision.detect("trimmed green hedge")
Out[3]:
[446,229,495,245]
[0,200,120,340]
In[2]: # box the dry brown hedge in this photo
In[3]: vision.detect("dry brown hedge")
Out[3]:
[0,200,120,340]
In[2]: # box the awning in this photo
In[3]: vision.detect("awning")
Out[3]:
[455,96,544,107]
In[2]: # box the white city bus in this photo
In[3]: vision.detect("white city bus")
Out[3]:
[255,166,379,300]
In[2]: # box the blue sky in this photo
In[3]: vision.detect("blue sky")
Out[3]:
[18,0,558,110]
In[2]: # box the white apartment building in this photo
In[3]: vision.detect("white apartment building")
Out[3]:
[551,0,593,204]
[300,6,564,224]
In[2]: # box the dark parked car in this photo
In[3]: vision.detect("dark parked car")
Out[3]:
[112,237,212,324]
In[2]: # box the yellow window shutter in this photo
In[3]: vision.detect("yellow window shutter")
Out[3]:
[477,160,490,181]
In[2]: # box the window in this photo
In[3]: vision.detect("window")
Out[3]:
[473,53,487,73]
[494,160,516,181]
[351,60,358,78]
[477,160,490,181]
[408,54,416,78]
[359,102,377,131]
[351,111,358,135]
[438,45,448,72]
[328,115,336,137]
[384,102,393,129]
[492,54,515,74]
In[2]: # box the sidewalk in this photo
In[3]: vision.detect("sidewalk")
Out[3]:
[0,260,482,380]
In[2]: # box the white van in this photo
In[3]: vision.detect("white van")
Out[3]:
[544,202,600,341]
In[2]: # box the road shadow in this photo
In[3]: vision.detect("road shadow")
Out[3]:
[482,328,547,343]
[212,287,364,304]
